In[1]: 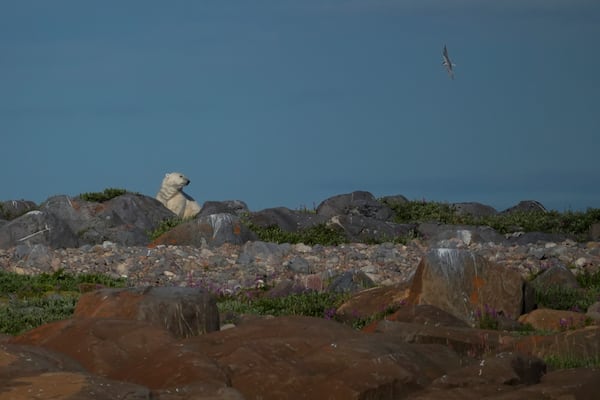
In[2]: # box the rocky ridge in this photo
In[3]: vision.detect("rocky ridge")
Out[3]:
[1,237,599,294]
[2,191,600,399]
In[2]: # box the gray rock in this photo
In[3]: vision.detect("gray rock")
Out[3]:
[285,256,311,274]
[248,206,328,232]
[198,200,250,218]
[151,213,257,247]
[451,202,498,218]
[507,231,573,245]
[266,278,312,298]
[14,243,53,270]
[502,200,547,214]
[238,240,291,265]
[586,301,600,322]
[32,193,174,248]
[0,210,79,249]
[531,264,580,290]
[327,270,375,293]
[420,224,506,246]
[0,199,38,220]
[327,214,417,243]
[316,191,394,221]
[380,194,409,207]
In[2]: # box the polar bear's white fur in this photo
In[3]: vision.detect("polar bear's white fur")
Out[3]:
[156,172,201,219]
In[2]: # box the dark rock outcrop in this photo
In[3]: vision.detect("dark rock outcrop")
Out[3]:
[419,223,506,246]
[327,214,418,243]
[0,194,174,249]
[451,201,498,218]
[150,213,257,247]
[316,190,394,221]
[0,199,37,220]
[248,206,328,232]
[198,200,250,218]
[0,209,79,249]
[502,200,547,214]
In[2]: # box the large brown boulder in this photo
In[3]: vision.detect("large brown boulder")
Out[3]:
[9,318,232,395]
[190,315,462,399]
[407,249,525,325]
[74,287,220,338]
[511,325,600,361]
[1,342,153,399]
[518,309,589,331]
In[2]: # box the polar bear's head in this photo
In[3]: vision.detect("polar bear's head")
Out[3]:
[162,172,190,191]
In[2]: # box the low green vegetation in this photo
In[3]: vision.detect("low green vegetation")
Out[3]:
[0,270,127,335]
[78,188,128,202]
[387,200,600,241]
[3,268,600,371]
[143,199,599,245]
[218,290,349,321]
[544,354,600,370]
[246,223,348,246]
[147,217,185,241]
[474,269,600,332]
[534,286,600,312]
[386,200,458,224]
[534,269,600,312]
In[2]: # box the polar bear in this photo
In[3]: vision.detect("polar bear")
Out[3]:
[156,172,202,219]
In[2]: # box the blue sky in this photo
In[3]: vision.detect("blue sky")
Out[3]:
[2,0,599,212]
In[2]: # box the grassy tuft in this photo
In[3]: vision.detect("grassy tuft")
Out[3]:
[534,286,600,312]
[247,223,348,246]
[0,270,127,335]
[544,354,600,369]
[217,290,349,319]
[533,268,600,312]
[79,188,128,202]
[388,200,600,241]
[147,217,185,241]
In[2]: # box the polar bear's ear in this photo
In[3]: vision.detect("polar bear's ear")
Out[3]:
[165,173,170,177]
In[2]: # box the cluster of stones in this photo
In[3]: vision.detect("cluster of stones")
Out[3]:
[1,237,599,294]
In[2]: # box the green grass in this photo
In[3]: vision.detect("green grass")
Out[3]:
[217,290,349,320]
[544,354,600,369]
[0,295,80,335]
[147,217,185,241]
[141,198,599,245]
[387,200,459,225]
[0,269,127,298]
[534,286,600,312]
[533,269,600,312]
[246,223,348,246]
[387,200,600,241]
[0,270,127,335]
[577,269,600,288]
[78,188,128,202]
[2,268,600,372]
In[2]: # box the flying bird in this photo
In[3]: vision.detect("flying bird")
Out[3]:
[442,45,456,80]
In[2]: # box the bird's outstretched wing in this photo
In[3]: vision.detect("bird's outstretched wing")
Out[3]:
[443,45,450,60]
[442,45,455,80]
